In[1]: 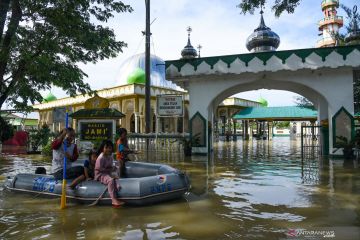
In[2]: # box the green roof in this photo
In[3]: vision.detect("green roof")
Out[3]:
[42,92,57,103]
[165,45,360,72]
[70,108,125,119]
[233,106,318,120]
[257,97,268,107]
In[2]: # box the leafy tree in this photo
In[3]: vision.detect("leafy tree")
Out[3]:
[0,117,14,142]
[293,96,314,108]
[341,4,360,45]
[0,0,132,112]
[237,0,302,17]
[274,121,290,128]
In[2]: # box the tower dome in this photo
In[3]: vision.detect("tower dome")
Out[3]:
[246,10,280,52]
[257,97,268,107]
[116,53,179,90]
[42,92,57,103]
[181,27,198,59]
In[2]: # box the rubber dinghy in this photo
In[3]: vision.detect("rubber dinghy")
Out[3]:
[4,161,190,206]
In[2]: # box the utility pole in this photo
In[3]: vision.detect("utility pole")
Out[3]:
[145,0,151,152]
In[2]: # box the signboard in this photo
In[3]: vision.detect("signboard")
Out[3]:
[80,122,113,141]
[157,95,183,116]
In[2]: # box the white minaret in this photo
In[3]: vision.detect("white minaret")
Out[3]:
[317,0,344,47]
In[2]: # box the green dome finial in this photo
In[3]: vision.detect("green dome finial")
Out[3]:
[127,68,146,84]
[257,97,268,107]
[42,92,57,103]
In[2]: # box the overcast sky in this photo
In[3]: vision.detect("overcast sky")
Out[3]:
[10,0,359,118]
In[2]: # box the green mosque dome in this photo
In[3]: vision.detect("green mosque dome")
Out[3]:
[127,68,146,84]
[42,92,57,103]
[117,53,180,90]
[257,97,268,107]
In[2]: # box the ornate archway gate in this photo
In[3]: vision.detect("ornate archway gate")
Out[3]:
[166,45,360,155]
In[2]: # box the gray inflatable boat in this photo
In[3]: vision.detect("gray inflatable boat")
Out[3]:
[4,161,190,206]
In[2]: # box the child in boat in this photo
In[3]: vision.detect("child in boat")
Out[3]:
[68,149,97,189]
[116,128,135,177]
[95,140,124,208]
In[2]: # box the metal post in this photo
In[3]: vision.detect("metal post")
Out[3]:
[145,0,151,154]
[301,125,304,161]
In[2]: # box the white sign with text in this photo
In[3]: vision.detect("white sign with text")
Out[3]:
[157,95,183,116]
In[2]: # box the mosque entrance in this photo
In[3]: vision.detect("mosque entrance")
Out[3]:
[213,90,324,157]
[166,45,359,155]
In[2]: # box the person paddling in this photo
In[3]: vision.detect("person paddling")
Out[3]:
[51,128,83,180]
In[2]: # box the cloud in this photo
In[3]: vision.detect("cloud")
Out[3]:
[8,0,359,115]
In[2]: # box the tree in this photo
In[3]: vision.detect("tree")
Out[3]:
[28,123,50,151]
[341,4,360,45]
[237,0,302,17]
[0,1,132,112]
[274,121,290,129]
[0,117,14,142]
[293,96,313,108]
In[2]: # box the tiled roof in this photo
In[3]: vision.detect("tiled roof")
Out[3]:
[233,106,317,120]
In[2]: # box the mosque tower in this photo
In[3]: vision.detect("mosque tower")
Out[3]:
[317,0,343,48]
[246,8,280,52]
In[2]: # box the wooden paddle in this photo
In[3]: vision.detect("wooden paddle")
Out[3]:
[88,186,108,207]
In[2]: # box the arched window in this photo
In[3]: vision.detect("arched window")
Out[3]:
[130,114,135,133]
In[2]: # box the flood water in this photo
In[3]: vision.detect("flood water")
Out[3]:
[1,138,360,240]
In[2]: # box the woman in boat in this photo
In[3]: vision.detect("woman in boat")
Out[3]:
[51,128,83,180]
[95,140,124,208]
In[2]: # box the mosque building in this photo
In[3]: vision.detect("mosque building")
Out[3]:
[34,28,260,134]
[34,1,355,137]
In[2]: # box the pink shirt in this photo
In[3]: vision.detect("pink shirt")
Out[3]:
[95,153,114,180]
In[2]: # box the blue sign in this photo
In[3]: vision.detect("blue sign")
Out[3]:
[150,183,172,194]
[33,177,58,193]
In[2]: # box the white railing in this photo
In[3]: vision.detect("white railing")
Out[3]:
[319,16,343,27]
[127,133,189,152]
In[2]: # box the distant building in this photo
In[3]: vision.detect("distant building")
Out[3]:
[1,113,38,131]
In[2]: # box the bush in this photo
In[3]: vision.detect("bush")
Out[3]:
[41,142,52,156]
[29,124,51,151]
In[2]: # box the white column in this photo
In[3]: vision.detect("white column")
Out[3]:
[134,112,139,133]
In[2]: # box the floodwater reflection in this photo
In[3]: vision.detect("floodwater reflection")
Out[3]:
[1,137,360,239]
